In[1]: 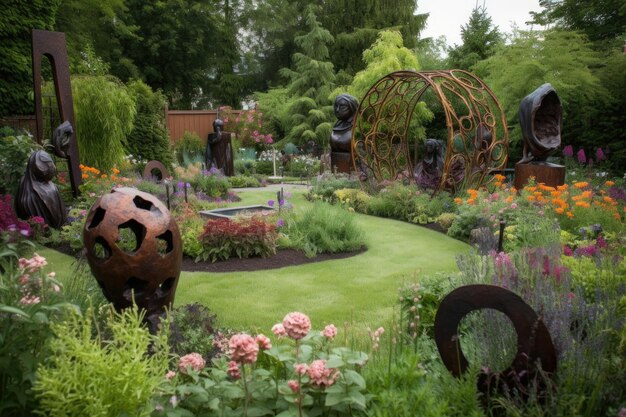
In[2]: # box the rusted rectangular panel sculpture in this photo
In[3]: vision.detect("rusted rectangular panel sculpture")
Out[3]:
[32,29,81,196]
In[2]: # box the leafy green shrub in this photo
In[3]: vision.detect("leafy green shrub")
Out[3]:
[561,255,626,301]
[283,201,366,257]
[72,75,136,172]
[228,174,261,188]
[191,168,230,198]
[179,217,204,258]
[126,80,173,169]
[34,306,169,417]
[309,172,360,200]
[286,154,320,177]
[436,213,456,232]
[447,206,486,242]
[333,188,371,213]
[0,127,38,194]
[255,160,273,175]
[283,142,300,155]
[367,183,417,221]
[234,157,257,175]
[174,131,204,167]
[0,247,72,416]
[198,216,278,262]
[59,208,88,251]
[135,178,166,196]
[169,303,226,364]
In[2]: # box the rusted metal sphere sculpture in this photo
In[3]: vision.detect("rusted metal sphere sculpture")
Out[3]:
[83,187,182,332]
[352,70,508,191]
[434,285,556,401]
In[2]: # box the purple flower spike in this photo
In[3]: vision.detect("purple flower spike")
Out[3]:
[562,145,574,157]
[267,200,275,207]
[595,147,606,162]
[577,149,587,164]
[276,218,285,227]
[279,199,285,207]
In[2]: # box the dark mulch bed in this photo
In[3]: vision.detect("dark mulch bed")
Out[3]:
[48,243,367,273]
[184,247,367,273]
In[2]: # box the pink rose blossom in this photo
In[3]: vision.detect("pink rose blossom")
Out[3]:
[307,359,339,388]
[178,353,206,373]
[229,333,259,364]
[288,380,300,393]
[272,323,287,337]
[255,334,272,350]
[227,361,241,379]
[282,312,311,340]
[322,324,337,339]
[18,274,30,285]
[165,371,176,380]
[294,363,308,375]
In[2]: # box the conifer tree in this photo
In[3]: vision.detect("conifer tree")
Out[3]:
[280,6,335,146]
[447,6,503,71]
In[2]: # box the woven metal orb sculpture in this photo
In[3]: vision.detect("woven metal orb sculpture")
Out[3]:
[352,70,508,191]
[83,187,182,332]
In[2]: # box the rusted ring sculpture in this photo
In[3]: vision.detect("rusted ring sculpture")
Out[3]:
[143,160,170,181]
[352,70,508,190]
[434,285,556,399]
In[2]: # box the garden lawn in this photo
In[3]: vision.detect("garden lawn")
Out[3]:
[40,186,469,337]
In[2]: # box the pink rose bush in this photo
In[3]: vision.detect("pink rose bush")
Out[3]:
[322,324,337,339]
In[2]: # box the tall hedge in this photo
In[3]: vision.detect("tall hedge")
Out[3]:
[126,80,173,169]
[0,1,61,117]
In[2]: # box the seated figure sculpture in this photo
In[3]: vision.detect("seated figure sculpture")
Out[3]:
[16,149,66,229]
[414,138,445,189]
[330,94,358,173]
[206,118,224,170]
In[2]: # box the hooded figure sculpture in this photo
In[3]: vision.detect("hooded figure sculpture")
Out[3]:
[330,94,359,173]
[518,83,562,163]
[16,150,66,229]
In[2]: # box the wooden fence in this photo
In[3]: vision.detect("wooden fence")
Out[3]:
[166,109,242,144]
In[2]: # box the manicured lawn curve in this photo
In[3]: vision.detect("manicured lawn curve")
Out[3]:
[41,187,468,334]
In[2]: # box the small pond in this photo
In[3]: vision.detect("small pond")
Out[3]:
[199,204,275,220]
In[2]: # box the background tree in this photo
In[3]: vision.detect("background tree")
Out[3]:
[447,6,503,71]
[279,7,336,146]
[126,80,173,168]
[473,29,607,161]
[0,0,61,117]
[530,0,626,43]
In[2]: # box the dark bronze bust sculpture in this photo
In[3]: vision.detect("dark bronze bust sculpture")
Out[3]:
[330,94,358,173]
[51,120,73,158]
[15,150,66,229]
[518,83,562,164]
[414,138,445,189]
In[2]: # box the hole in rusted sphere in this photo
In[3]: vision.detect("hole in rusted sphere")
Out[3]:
[156,230,174,255]
[92,236,111,260]
[155,277,175,299]
[133,195,154,211]
[123,276,149,302]
[117,219,146,253]
[88,207,106,229]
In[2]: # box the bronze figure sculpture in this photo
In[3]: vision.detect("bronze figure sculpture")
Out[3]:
[83,187,182,333]
[413,138,445,189]
[51,120,73,158]
[514,83,565,189]
[206,118,234,176]
[330,94,358,173]
[15,150,66,229]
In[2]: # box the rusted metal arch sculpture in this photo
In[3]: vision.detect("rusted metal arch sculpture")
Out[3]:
[352,70,508,191]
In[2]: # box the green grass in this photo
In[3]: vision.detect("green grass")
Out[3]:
[40,186,469,337]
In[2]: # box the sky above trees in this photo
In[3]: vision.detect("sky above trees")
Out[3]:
[420,0,542,46]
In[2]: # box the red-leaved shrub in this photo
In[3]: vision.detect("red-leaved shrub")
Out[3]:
[197,216,278,262]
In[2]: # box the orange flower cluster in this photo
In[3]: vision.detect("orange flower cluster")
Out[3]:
[80,164,126,183]
[523,181,621,220]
